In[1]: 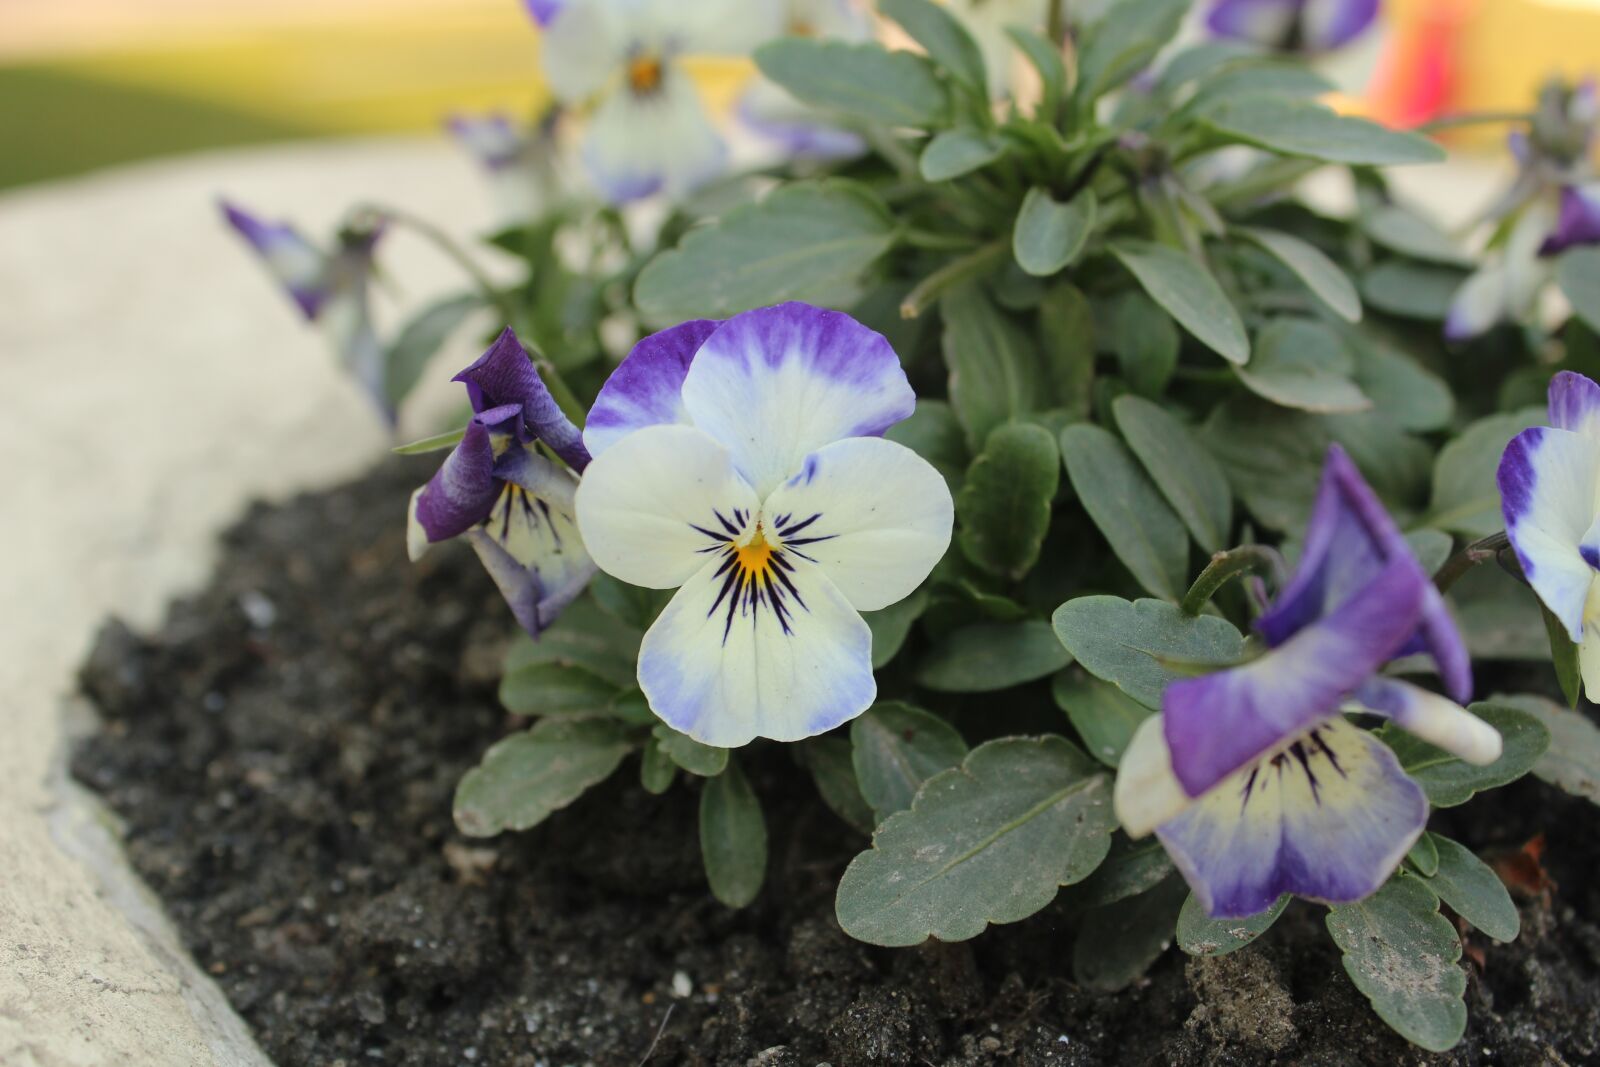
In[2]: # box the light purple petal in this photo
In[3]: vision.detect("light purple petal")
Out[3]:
[523,0,567,27]
[463,527,594,638]
[680,302,916,498]
[219,198,328,319]
[736,87,868,161]
[411,415,507,543]
[584,319,721,457]
[1540,184,1600,256]
[1164,552,1428,797]
[453,328,591,471]
[445,112,525,171]
[1206,0,1298,47]
[1548,370,1600,439]
[1301,0,1380,51]
[1157,719,1427,918]
[1258,445,1472,702]
[1498,425,1600,641]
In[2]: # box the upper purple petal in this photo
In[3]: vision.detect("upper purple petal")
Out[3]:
[1257,445,1472,702]
[523,0,567,27]
[1163,552,1428,797]
[454,328,591,471]
[1540,184,1600,256]
[1548,370,1600,436]
[412,415,509,543]
[584,319,721,457]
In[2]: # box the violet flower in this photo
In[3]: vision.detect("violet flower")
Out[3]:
[407,329,595,637]
[220,200,392,422]
[1205,0,1380,53]
[1115,446,1501,918]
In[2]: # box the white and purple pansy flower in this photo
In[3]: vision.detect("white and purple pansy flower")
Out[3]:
[573,302,954,747]
[221,200,392,421]
[1205,0,1380,53]
[1115,446,1502,919]
[408,328,596,638]
[1499,371,1600,695]
[536,0,781,203]
[738,0,870,162]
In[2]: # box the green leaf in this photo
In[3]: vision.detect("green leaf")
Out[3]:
[1425,407,1544,538]
[1406,833,1440,877]
[1493,693,1600,807]
[835,737,1116,946]
[454,719,633,837]
[384,293,482,407]
[1110,240,1250,365]
[942,285,1041,449]
[1037,283,1095,417]
[1542,603,1582,706]
[699,757,768,908]
[634,179,895,324]
[1405,529,1454,578]
[1237,319,1372,413]
[880,0,988,92]
[1557,247,1600,335]
[1452,565,1550,662]
[1071,834,1175,908]
[800,737,876,834]
[498,663,623,717]
[863,587,929,668]
[1075,0,1190,101]
[1155,40,1263,93]
[886,399,968,490]
[851,702,969,821]
[1051,596,1245,709]
[589,573,667,631]
[915,619,1073,692]
[640,738,675,795]
[651,724,728,777]
[754,37,949,127]
[957,422,1060,580]
[392,427,466,455]
[1424,834,1519,942]
[1360,260,1465,320]
[1177,893,1289,957]
[1013,187,1096,277]
[1381,702,1550,808]
[1200,399,1328,532]
[1201,97,1445,165]
[1112,395,1233,553]
[920,128,1006,181]
[1104,290,1180,396]
[1060,424,1190,599]
[1052,670,1155,768]
[1185,64,1335,113]
[1073,876,1188,991]
[1345,335,1453,432]
[1006,26,1065,118]
[1235,227,1362,322]
[1326,875,1467,1052]
[1360,203,1471,266]
[503,599,641,689]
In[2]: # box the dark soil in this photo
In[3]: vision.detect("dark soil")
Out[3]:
[74,458,1600,1067]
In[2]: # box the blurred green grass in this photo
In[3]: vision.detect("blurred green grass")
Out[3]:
[0,64,317,191]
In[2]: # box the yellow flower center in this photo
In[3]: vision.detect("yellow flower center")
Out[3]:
[735,524,775,576]
[627,55,664,95]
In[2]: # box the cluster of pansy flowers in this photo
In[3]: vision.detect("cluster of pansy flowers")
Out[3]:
[1448,78,1600,341]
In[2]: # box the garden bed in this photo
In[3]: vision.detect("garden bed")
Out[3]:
[73,457,1600,1066]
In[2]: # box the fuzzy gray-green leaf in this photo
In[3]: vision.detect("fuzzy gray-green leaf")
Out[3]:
[1110,240,1249,365]
[700,758,768,908]
[1235,227,1361,322]
[1060,424,1190,599]
[1380,703,1549,808]
[1112,395,1233,553]
[1014,187,1096,277]
[942,286,1042,449]
[652,724,728,777]
[1052,670,1155,767]
[851,702,969,821]
[754,38,949,128]
[957,421,1060,579]
[1202,97,1445,166]
[1051,596,1245,709]
[454,719,633,837]
[1423,834,1519,942]
[1177,893,1289,957]
[915,619,1072,692]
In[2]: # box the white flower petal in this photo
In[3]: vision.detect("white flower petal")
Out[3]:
[1354,679,1502,766]
[638,550,875,746]
[1499,425,1600,641]
[573,424,759,588]
[541,0,624,101]
[759,437,952,611]
[1113,715,1193,839]
[580,65,727,201]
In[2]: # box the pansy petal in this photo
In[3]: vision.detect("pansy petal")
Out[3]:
[541,0,622,101]
[446,112,525,170]
[1165,554,1428,797]
[584,319,720,456]
[1301,0,1380,50]
[1548,370,1600,442]
[580,66,726,202]
[1581,581,1600,696]
[220,199,328,319]
[1354,678,1503,765]
[1259,446,1471,702]
[454,328,590,471]
[1541,183,1600,256]
[680,303,916,498]
[1158,719,1427,918]
[410,417,503,547]
[1444,262,1508,342]
[574,424,761,589]
[1114,715,1193,839]
[759,437,953,611]
[1498,425,1600,641]
[523,0,566,27]
[738,80,868,161]
[1205,0,1297,47]
[637,550,874,746]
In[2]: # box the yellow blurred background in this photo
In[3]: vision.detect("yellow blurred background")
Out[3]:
[1,0,1597,192]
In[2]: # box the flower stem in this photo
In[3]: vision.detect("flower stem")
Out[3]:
[899,240,1007,319]
[1432,531,1512,594]
[1181,545,1287,617]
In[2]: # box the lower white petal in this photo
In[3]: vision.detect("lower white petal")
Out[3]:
[574,424,759,589]
[638,550,875,747]
[541,1,623,101]
[760,437,953,612]
[581,66,726,201]
[1499,425,1600,640]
